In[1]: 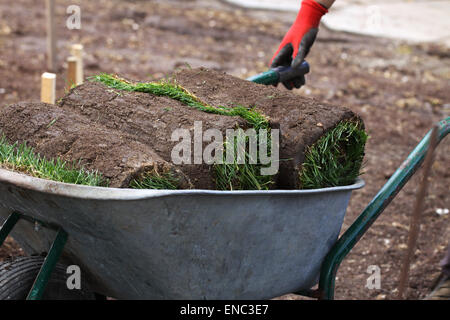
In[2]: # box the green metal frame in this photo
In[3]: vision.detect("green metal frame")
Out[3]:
[0,212,68,300]
[301,117,449,299]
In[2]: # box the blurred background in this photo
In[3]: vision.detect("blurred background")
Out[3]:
[225,0,450,45]
[0,0,448,300]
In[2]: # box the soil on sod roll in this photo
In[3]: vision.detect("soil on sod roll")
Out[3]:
[0,68,365,190]
[0,102,191,188]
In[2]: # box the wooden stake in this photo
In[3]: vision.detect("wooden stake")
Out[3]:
[67,56,77,89]
[41,72,56,104]
[71,44,84,85]
[397,126,439,299]
[46,0,57,71]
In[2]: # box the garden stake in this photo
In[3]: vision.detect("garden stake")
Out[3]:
[397,125,439,299]
[71,44,84,85]
[45,0,56,71]
[41,72,56,104]
[67,56,77,90]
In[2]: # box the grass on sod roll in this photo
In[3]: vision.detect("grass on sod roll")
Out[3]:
[91,74,269,130]
[0,136,105,186]
[130,171,180,190]
[214,130,275,191]
[299,121,368,189]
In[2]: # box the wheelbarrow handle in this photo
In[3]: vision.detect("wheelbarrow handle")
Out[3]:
[316,117,450,300]
[247,61,310,86]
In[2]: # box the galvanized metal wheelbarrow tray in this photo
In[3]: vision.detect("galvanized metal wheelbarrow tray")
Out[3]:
[0,65,448,300]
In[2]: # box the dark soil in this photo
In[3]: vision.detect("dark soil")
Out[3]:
[0,0,448,300]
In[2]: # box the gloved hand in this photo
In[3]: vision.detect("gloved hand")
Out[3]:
[271,0,328,90]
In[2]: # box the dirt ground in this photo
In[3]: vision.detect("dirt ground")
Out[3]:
[0,0,448,300]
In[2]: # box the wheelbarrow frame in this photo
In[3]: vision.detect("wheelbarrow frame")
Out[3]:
[0,64,448,300]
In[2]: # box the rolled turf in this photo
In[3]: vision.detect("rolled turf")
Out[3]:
[0,102,191,188]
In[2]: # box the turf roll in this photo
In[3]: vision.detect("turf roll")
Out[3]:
[0,102,191,188]
[0,68,367,190]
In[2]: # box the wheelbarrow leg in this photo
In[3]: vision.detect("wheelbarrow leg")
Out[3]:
[26,228,68,300]
[316,117,449,300]
[0,212,21,246]
[0,212,68,300]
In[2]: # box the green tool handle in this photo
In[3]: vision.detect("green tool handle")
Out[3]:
[317,117,450,299]
[247,61,310,86]
[247,70,279,85]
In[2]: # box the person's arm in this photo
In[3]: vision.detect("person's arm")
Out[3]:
[271,0,335,89]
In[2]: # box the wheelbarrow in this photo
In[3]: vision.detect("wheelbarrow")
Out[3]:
[0,64,448,300]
